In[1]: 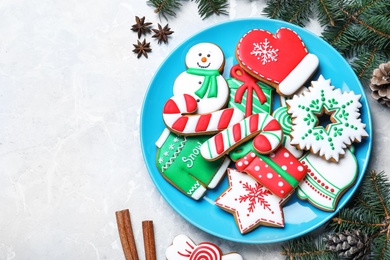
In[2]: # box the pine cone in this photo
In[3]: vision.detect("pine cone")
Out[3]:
[370,61,390,107]
[323,230,370,259]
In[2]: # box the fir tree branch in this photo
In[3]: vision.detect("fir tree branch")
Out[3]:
[316,0,334,26]
[332,216,386,228]
[356,47,378,79]
[288,0,312,26]
[192,0,229,20]
[281,235,337,259]
[370,170,390,218]
[147,0,182,20]
[264,0,282,19]
[339,7,390,41]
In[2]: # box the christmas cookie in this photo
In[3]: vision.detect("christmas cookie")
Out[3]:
[163,93,244,136]
[272,106,304,158]
[296,146,358,211]
[230,141,307,198]
[173,42,230,114]
[156,128,230,200]
[166,234,243,260]
[236,28,319,96]
[215,168,285,234]
[286,75,369,162]
[200,113,283,161]
[227,64,273,118]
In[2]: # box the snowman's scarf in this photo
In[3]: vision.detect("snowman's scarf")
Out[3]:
[186,68,220,98]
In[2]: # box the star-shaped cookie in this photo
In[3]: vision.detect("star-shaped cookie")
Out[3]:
[215,168,285,234]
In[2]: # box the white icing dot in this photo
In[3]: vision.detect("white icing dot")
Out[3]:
[290,161,293,165]
[278,182,284,187]
[282,165,287,170]
[267,173,273,179]
[284,152,289,158]
[298,166,304,171]
[237,162,243,167]
[265,165,269,168]
[254,166,260,171]
[281,190,285,194]
[244,160,249,165]
[250,153,256,157]
[258,175,262,178]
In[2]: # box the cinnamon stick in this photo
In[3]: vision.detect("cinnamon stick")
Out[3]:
[115,209,139,260]
[142,220,156,260]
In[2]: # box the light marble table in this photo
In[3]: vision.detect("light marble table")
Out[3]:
[1,0,387,259]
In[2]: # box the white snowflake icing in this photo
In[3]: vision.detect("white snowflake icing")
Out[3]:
[250,38,278,65]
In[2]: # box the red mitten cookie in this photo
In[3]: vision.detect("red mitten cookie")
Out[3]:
[236,28,319,96]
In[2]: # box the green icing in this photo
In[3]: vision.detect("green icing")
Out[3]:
[156,132,226,197]
[186,68,220,98]
[227,78,273,115]
[230,141,298,188]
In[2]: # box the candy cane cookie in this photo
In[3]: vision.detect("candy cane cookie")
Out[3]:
[200,113,283,161]
[163,94,245,135]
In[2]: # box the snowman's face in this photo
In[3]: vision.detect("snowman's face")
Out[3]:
[185,43,224,71]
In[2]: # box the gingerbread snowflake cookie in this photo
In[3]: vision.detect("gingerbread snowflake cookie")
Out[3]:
[286,75,368,162]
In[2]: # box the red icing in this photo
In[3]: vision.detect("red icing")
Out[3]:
[253,134,272,153]
[184,93,198,113]
[190,242,222,260]
[263,119,282,131]
[233,123,242,142]
[235,147,307,198]
[172,116,189,132]
[249,113,259,133]
[271,147,306,181]
[237,28,308,84]
[217,108,235,129]
[230,64,267,117]
[195,114,212,132]
[163,99,181,114]
[215,133,225,155]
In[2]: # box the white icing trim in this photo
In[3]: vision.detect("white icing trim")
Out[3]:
[155,128,171,148]
[191,184,207,200]
[208,156,230,188]
[278,53,319,96]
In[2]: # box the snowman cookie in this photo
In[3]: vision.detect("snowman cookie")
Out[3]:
[166,234,243,260]
[236,28,319,96]
[173,42,230,114]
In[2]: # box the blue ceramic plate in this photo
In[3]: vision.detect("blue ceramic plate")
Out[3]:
[140,18,372,243]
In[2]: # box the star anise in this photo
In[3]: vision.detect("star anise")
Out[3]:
[152,23,174,44]
[131,16,152,38]
[132,39,151,58]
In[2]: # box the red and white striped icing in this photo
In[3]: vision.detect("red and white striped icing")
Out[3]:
[200,113,283,161]
[163,94,244,135]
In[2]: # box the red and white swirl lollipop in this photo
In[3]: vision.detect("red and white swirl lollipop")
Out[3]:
[166,234,243,260]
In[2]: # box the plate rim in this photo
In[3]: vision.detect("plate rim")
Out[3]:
[140,17,373,244]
